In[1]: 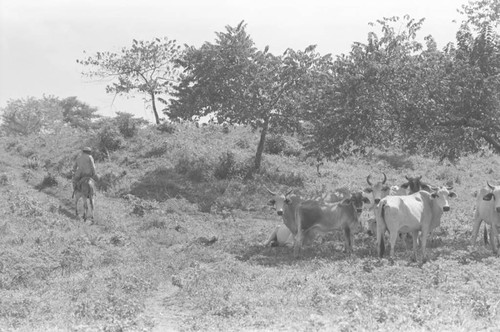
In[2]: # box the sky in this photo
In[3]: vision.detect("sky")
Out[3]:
[0,0,469,122]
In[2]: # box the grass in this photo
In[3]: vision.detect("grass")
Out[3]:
[0,122,499,331]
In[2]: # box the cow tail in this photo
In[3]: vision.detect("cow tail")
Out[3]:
[378,203,386,258]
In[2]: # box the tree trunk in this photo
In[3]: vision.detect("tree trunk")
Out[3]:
[254,115,270,171]
[151,92,160,125]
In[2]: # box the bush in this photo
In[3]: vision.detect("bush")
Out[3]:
[174,156,212,183]
[114,112,148,138]
[235,138,250,149]
[97,170,127,192]
[156,122,176,134]
[265,135,288,155]
[35,173,58,190]
[214,151,237,180]
[97,125,124,153]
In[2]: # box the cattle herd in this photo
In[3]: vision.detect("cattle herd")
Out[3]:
[265,174,500,262]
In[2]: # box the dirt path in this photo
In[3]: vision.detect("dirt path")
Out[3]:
[144,282,193,331]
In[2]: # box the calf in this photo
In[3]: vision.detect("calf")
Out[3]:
[375,187,456,262]
[471,182,500,254]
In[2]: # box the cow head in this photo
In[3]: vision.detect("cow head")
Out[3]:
[266,187,294,216]
[390,185,408,196]
[483,182,500,213]
[364,173,390,204]
[401,175,433,194]
[342,191,371,214]
[430,186,457,212]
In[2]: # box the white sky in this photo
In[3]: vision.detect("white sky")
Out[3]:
[0,0,468,122]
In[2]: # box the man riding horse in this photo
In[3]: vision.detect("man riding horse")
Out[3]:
[72,146,97,195]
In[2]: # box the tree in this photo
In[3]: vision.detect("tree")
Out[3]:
[59,96,101,130]
[77,37,182,124]
[0,96,64,136]
[168,21,326,172]
[432,0,500,158]
[304,16,430,159]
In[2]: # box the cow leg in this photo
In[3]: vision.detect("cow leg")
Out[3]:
[471,209,482,246]
[89,196,94,220]
[263,226,279,246]
[343,227,352,253]
[410,231,419,262]
[388,230,399,259]
[293,213,303,258]
[491,223,499,255]
[293,231,303,258]
[421,228,430,263]
[74,194,80,217]
[376,224,385,258]
[83,199,88,221]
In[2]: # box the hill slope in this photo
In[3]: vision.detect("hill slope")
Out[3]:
[1,123,500,331]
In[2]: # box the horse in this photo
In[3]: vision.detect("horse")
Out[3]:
[73,177,96,221]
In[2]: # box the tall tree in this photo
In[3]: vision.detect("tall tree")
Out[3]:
[77,37,182,124]
[168,21,325,172]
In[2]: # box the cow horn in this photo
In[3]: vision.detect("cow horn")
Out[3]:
[264,186,276,196]
[366,175,372,186]
[285,189,294,196]
[487,181,495,190]
[405,175,410,181]
[382,173,387,184]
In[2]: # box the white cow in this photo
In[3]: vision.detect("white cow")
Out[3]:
[471,182,500,254]
[375,187,456,261]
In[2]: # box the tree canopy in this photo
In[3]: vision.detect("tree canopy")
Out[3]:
[77,37,182,124]
[168,21,328,171]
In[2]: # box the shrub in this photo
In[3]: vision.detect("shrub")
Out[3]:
[265,135,288,155]
[35,173,58,190]
[235,138,250,149]
[97,125,124,154]
[174,156,212,183]
[214,151,237,180]
[114,112,148,138]
[156,122,176,134]
[97,170,127,192]
[23,156,40,170]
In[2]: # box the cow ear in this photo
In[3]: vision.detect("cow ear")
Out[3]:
[362,197,371,204]
[341,198,352,205]
[364,187,373,193]
[268,199,276,205]
[483,193,494,201]
[448,192,457,198]
[422,184,433,192]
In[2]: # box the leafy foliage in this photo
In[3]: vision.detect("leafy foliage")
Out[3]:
[0,96,64,136]
[59,96,101,130]
[169,21,324,171]
[77,37,182,124]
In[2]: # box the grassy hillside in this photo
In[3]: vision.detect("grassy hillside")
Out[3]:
[1,122,500,331]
